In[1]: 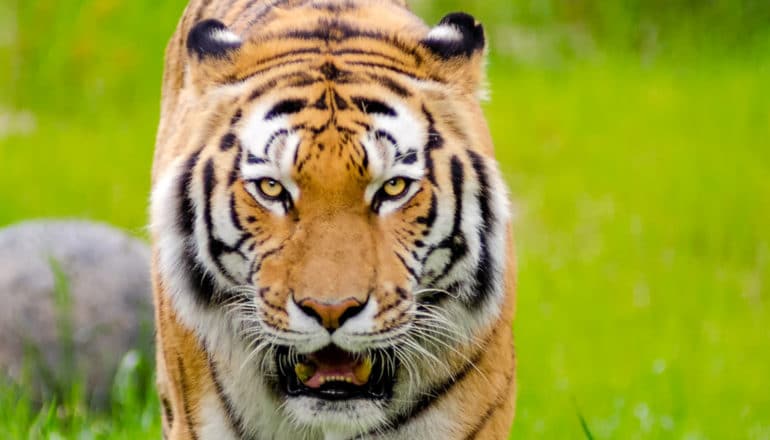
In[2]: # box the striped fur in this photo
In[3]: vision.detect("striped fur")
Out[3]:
[151,1,516,439]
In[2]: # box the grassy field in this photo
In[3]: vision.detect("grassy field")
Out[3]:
[2,0,769,438]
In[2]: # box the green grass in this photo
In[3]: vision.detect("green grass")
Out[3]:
[0,351,161,440]
[2,0,769,438]
[493,58,770,439]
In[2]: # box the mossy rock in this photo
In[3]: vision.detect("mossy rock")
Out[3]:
[0,220,153,407]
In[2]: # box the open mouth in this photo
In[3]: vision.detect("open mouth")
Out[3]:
[276,345,396,400]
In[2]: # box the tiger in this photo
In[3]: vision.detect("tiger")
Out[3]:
[150,0,517,439]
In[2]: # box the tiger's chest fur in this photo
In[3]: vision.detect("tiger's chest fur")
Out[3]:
[151,1,516,439]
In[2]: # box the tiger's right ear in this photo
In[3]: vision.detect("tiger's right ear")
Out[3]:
[420,13,487,97]
[186,19,242,86]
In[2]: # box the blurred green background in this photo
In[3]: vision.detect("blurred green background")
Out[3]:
[1,0,769,438]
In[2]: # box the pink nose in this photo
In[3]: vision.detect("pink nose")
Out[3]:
[296,297,366,331]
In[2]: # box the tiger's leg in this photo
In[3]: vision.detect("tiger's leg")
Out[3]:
[153,266,214,440]
[465,318,517,440]
[471,393,517,440]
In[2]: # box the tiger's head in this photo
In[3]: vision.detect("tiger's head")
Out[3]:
[152,2,512,437]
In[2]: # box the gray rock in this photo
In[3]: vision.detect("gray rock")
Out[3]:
[0,220,153,406]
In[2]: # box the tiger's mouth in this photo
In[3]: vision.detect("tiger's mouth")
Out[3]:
[276,345,396,401]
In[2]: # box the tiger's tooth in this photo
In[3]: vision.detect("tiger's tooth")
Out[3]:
[354,357,373,383]
[294,362,316,383]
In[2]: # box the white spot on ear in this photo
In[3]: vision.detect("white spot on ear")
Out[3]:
[209,28,242,45]
[426,24,463,43]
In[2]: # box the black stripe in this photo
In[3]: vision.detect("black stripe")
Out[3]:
[279,20,366,42]
[395,251,420,281]
[220,132,237,151]
[398,149,418,165]
[201,159,217,237]
[464,368,515,439]
[374,130,398,149]
[177,356,199,440]
[415,192,438,229]
[208,355,256,440]
[177,150,218,305]
[247,153,268,164]
[178,150,201,237]
[312,91,328,110]
[466,150,497,311]
[161,397,173,426]
[264,129,289,155]
[425,156,468,284]
[345,60,427,80]
[249,245,285,280]
[179,242,218,306]
[422,105,443,185]
[229,47,322,82]
[309,1,360,13]
[230,109,242,126]
[367,73,412,97]
[360,139,369,170]
[276,19,426,63]
[243,0,296,27]
[265,98,307,120]
[245,65,319,99]
[332,90,349,110]
[361,347,485,438]
[228,146,242,186]
[351,97,397,116]
[202,159,243,285]
[331,48,422,68]
[229,193,244,232]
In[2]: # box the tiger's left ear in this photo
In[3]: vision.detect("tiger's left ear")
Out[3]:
[186,19,243,88]
[421,12,487,96]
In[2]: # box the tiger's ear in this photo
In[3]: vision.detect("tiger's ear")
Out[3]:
[186,19,242,87]
[421,12,487,97]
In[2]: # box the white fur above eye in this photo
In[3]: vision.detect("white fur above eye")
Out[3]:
[362,102,427,214]
[239,99,302,212]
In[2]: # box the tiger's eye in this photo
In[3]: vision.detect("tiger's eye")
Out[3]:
[258,178,284,199]
[383,177,408,198]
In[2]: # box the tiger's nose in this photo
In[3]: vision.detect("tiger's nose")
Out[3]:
[295,297,367,331]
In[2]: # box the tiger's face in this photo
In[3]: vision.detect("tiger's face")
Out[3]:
[233,77,437,350]
[153,8,511,436]
[231,80,445,425]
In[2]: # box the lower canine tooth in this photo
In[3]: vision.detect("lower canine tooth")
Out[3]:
[294,362,316,383]
[354,357,373,383]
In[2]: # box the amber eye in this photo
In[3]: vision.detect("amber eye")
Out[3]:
[257,178,285,199]
[382,177,409,198]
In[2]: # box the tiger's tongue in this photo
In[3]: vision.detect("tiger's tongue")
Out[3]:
[299,347,371,389]
[303,361,364,388]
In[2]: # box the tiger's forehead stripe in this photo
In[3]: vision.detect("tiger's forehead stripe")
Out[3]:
[237,87,428,203]
[206,19,438,87]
